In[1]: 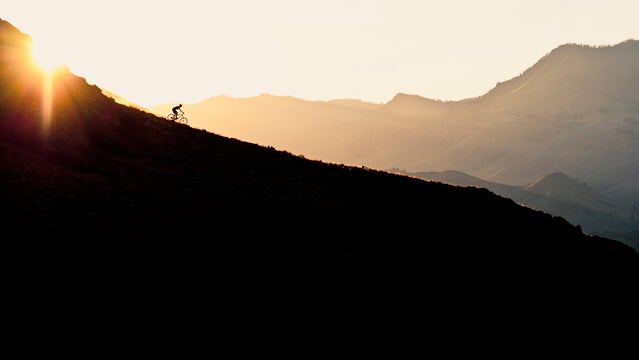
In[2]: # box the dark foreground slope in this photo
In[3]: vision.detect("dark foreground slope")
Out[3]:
[408,170,639,250]
[2,20,638,359]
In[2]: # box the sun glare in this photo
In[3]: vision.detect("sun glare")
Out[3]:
[29,38,63,136]
[30,38,66,72]
[41,70,53,136]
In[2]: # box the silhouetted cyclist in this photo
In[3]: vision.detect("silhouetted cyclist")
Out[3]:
[166,104,188,124]
[172,104,183,117]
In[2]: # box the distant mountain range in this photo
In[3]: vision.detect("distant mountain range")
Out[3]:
[2,19,638,358]
[150,40,639,249]
[403,170,639,250]
[151,40,639,208]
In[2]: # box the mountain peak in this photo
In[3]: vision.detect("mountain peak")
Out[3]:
[553,38,638,51]
[481,39,639,110]
[524,172,602,203]
[387,92,442,104]
[527,172,579,190]
[0,18,31,57]
[382,93,453,115]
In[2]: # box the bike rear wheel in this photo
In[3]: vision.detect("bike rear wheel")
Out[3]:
[166,113,177,121]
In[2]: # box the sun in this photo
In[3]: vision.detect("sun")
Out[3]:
[30,37,67,72]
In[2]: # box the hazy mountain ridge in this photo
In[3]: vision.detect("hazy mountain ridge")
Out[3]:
[406,170,639,250]
[2,19,638,358]
[151,40,639,247]
[411,40,639,197]
[151,93,400,166]
[155,40,639,210]
[482,40,639,108]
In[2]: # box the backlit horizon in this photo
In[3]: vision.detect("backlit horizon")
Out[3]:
[5,0,639,108]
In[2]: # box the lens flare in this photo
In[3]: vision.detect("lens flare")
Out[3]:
[29,38,66,137]
[41,70,53,136]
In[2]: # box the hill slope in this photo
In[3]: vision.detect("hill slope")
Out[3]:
[2,19,638,359]
[407,170,639,249]
[157,40,639,209]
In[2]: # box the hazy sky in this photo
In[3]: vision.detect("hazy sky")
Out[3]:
[5,0,639,107]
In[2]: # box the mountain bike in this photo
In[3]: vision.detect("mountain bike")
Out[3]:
[166,112,188,125]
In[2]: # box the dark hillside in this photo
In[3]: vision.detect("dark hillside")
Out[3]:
[408,170,639,249]
[2,20,638,359]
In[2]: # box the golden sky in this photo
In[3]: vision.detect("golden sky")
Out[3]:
[5,0,639,107]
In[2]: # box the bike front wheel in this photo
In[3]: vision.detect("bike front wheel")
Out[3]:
[177,116,188,125]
